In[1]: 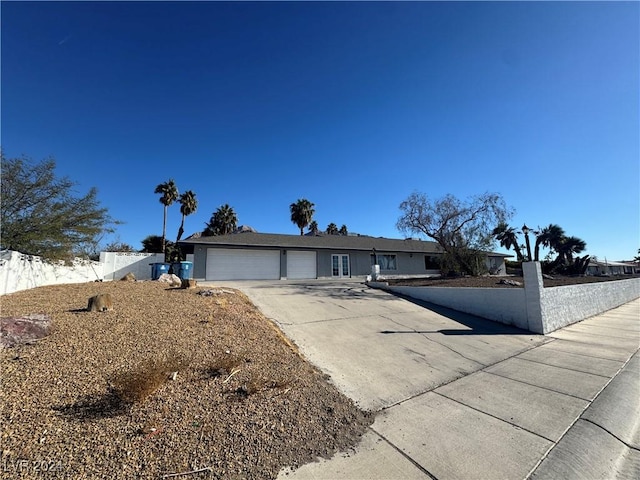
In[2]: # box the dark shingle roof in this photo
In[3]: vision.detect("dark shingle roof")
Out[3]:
[180,232,442,254]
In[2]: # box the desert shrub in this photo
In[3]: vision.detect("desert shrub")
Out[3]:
[111,354,189,404]
[204,353,245,379]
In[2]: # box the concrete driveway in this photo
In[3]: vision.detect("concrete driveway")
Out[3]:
[209,279,640,480]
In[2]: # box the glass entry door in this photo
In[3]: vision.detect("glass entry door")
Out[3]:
[332,254,350,278]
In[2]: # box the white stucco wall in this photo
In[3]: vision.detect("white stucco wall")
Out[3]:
[385,285,528,330]
[0,250,196,295]
[100,252,166,281]
[0,250,104,295]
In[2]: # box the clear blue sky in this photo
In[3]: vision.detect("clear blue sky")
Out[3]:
[2,1,638,261]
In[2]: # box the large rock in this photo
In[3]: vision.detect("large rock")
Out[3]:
[87,293,114,312]
[157,273,182,287]
[1,314,53,348]
[120,272,136,281]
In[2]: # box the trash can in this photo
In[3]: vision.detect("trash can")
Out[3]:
[172,261,193,280]
[150,262,170,280]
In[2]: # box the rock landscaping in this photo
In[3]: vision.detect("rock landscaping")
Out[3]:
[0,281,373,479]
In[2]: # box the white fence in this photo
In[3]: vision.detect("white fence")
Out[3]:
[0,250,194,295]
[100,252,166,281]
[0,250,103,295]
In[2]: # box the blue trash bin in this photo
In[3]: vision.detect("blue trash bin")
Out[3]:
[150,263,170,280]
[172,261,193,280]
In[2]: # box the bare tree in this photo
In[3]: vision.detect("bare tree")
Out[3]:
[397,191,512,275]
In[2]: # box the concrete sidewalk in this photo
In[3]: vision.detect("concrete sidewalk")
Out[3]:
[215,281,639,479]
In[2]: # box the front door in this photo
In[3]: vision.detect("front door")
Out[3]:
[331,254,350,278]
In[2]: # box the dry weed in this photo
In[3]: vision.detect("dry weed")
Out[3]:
[111,353,190,404]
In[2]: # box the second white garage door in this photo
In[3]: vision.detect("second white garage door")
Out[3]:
[286,251,317,279]
[206,248,280,280]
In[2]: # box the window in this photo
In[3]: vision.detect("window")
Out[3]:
[376,254,397,271]
[424,255,440,270]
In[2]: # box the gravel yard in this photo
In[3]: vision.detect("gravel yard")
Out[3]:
[1,281,373,479]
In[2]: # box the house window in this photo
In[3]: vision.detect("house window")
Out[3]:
[376,254,397,271]
[424,255,440,270]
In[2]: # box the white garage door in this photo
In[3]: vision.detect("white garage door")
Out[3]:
[286,251,317,279]
[206,248,280,280]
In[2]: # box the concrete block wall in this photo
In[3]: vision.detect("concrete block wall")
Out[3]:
[373,262,640,334]
[540,277,640,333]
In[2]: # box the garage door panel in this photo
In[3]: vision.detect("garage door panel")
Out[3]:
[206,248,280,280]
[287,251,317,279]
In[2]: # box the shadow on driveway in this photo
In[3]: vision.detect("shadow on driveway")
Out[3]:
[382,291,537,337]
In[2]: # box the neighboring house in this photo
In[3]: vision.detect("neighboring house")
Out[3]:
[180,232,510,281]
[587,259,640,276]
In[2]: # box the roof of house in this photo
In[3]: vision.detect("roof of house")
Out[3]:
[181,231,439,253]
[181,231,511,257]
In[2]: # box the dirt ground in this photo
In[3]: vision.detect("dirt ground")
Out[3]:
[386,274,638,288]
[0,281,373,479]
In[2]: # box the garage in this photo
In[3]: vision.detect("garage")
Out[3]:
[286,251,317,279]
[206,248,280,280]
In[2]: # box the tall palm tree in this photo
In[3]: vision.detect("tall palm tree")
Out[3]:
[176,190,198,242]
[204,204,237,236]
[533,224,565,261]
[326,223,338,235]
[339,224,348,236]
[492,222,523,261]
[154,179,178,254]
[307,220,319,235]
[290,198,315,235]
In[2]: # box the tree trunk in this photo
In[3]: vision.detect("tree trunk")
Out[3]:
[176,215,185,242]
[514,244,524,262]
[162,205,167,253]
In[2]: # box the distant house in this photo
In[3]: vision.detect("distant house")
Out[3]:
[586,259,640,276]
[179,232,510,281]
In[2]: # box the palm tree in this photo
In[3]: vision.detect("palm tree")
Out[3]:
[176,190,198,242]
[141,235,165,253]
[154,179,179,254]
[290,198,315,235]
[307,220,319,235]
[339,224,348,236]
[492,222,523,261]
[556,236,587,264]
[204,204,237,236]
[326,223,338,235]
[533,224,565,261]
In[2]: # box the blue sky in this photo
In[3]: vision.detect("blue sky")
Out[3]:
[2,1,638,261]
